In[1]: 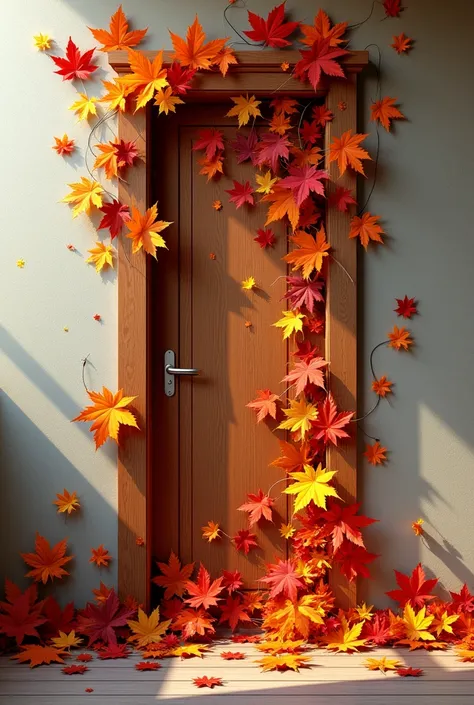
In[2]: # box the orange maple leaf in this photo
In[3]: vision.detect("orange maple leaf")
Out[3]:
[214,47,238,77]
[372,376,393,397]
[21,533,73,584]
[201,521,221,542]
[170,16,228,70]
[126,203,171,258]
[392,33,413,54]
[246,389,279,423]
[89,6,148,52]
[349,213,384,250]
[263,185,300,232]
[388,326,413,351]
[120,49,168,110]
[11,645,67,668]
[329,130,371,176]
[100,78,131,112]
[371,97,405,131]
[271,440,313,474]
[284,226,330,279]
[153,551,194,599]
[198,154,224,181]
[364,441,387,466]
[90,545,112,567]
[93,142,119,180]
[53,489,80,514]
[72,387,139,449]
[52,134,75,156]
[300,9,348,47]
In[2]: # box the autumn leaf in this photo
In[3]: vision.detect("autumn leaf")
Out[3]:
[324,617,367,652]
[384,0,403,17]
[232,131,260,165]
[12,645,67,668]
[233,529,258,554]
[193,676,223,689]
[174,643,209,659]
[372,376,393,397]
[86,242,115,274]
[21,533,72,584]
[90,545,111,567]
[219,596,252,631]
[388,325,413,351]
[278,399,318,438]
[185,564,224,610]
[127,607,171,647]
[365,657,401,673]
[243,3,299,48]
[270,97,299,115]
[392,33,413,54]
[62,177,103,217]
[386,564,438,608]
[242,276,256,291]
[221,571,243,595]
[273,310,305,339]
[364,441,387,466]
[69,93,98,121]
[260,559,304,601]
[263,185,300,231]
[225,180,255,208]
[173,608,215,639]
[401,604,435,642]
[100,78,130,112]
[199,154,224,181]
[270,112,292,135]
[0,583,46,645]
[98,643,130,659]
[312,104,334,125]
[323,501,377,552]
[76,653,93,662]
[136,661,161,671]
[257,653,311,672]
[201,521,221,542]
[312,394,354,445]
[154,87,184,115]
[284,227,330,279]
[77,590,134,646]
[226,94,262,127]
[254,228,276,248]
[40,596,75,640]
[282,357,327,396]
[52,37,98,81]
[53,134,75,156]
[349,212,385,250]
[98,199,131,239]
[271,440,313,473]
[170,16,228,70]
[166,62,197,94]
[329,130,371,176]
[246,390,279,423]
[256,132,291,171]
[93,143,118,180]
[397,667,424,677]
[283,276,324,313]
[34,33,52,51]
[371,97,405,132]
[328,186,357,212]
[192,128,224,161]
[238,489,275,525]
[120,49,168,110]
[221,651,245,660]
[265,597,324,642]
[285,463,338,511]
[63,664,88,675]
[279,165,328,206]
[255,172,278,195]
[450,584,474,613]
[301,9,348,47]
[395,295,417,319]
[54,489,80,514]
[52,630,82,649]
[126,203,171,258]
[72,387,138,449]
[214,46,238,76]
[432,610,458,637]
[295,38,349,91]
[89,6,148,52]
[153,552,194,599]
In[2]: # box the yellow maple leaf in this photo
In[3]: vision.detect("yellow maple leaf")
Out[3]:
[255,171,278,195]
[284,463,339,511]
[284,227,330,279]
[86,242,115,273]
[202,521,221,542]
[62,178,103,218]
[266,595,325,640]
[273,310,305,339]
[364,656,401,673]
[170,16,228,70]
[432,611,458,637]
[256,654,311,672]
[126,203,171,258]
[356,603,374,621]
[277,399,318,439]
[16,259,26,268]
[324,617,367,652]
[51,631,82,650]
[226,95,262,127]
[34,33,52,51]
[53,489,80,515]
[93,142,118,180]
[280,523,295,539]
[173,643,208,659]
[456,644,474,662]
[127,607,171,647]
[402,603,435,642]
[120,49,168,111]
[242,276,256,290]
[72,387,138,449]
[154,87,184,115]
[100,79,131,112]
[69,93,98,121]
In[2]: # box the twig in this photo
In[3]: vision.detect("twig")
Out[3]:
[81,354,91,392]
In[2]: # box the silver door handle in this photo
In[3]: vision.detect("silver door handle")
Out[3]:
[164,350,199,397]
[165,365,199,376]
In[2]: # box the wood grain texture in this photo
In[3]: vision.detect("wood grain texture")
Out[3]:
[325,75,358,609]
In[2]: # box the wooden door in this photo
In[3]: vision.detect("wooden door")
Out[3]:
[151,104,289,585]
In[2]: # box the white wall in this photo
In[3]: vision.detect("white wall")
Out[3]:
[1,0,474,607]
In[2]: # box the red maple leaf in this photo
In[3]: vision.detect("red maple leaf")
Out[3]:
[160,598,183,620]
[312,105,334,126]
[362,612,392,645]
[295,38,349,91]
[222,571,243,594]
[193,675,223,688]
[260,559,304,601]
[312,394,354,445]
[256,132,291,171]
[328,186,357,212]
[218,596,252,631]
[300,120,322,145]
[279,165,328,206]
[293,340,319,363]
[52,37,98,81]
[334,541,378,581]
[136,661,161,671]
[283,275,324,313]
[98,200,131,239]
[321,501,377,552]
[63,665,88,675]
[298,198,322,229]
[98,643,130,659]
[304,313,325,335]
[246,390,279,423]
[397,667,424,677]
[254,228,276,248]
[76,653,93,662]
[238,489,275,525]
[233,529,258,554]
[166,62,197,95]
[231,131,260,164]
[225,180,255,208]
[185,564,224,610]
[232,634,260,643]
[244,3,299,48]
[394,295,417,319]
[450,584,474,613]
[386,564,438,608]
[383,0,403,17]
[192,129,225,161]
[114,140,138,169]
[76,590,134,646]
[221,651,245,660]
[39,596,76,641]
[0,582,46,645]
[282,357,327,396]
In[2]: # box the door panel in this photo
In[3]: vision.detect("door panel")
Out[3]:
[152,105,289,585]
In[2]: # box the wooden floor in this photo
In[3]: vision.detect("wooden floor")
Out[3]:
[1,641,473,704]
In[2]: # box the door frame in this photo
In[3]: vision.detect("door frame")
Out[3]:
[109,49,368,609]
